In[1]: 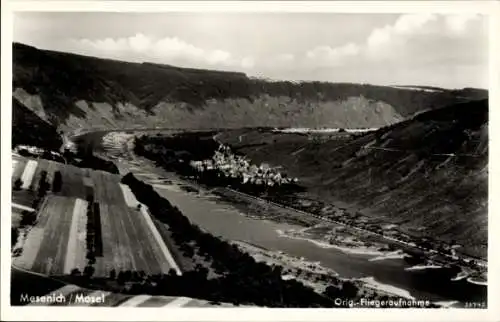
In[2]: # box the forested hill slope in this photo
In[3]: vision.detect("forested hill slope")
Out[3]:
[13,42,487,135]
[219,99,488,258]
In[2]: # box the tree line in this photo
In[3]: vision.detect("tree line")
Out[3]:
[14,43,486,119]
[120,172,340,307]
[111,173,423,307]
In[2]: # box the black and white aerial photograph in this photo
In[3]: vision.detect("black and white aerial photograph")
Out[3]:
[2,1,497,320]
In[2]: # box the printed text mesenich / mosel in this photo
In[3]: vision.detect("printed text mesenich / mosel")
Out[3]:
[20,292,106,305]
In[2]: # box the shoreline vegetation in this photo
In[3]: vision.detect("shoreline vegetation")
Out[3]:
[274,223,485,286]
[114,146,484,307]
[119,132,487,303]
[130,131,486,279]
[13,129,482,307]
[232,239,418,301]
[120,172,336,307]
[276,228,389,257]
[117,172,436,307]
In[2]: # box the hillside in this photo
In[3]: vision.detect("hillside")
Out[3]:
[11,154,342,307]
[217,99,488,258]
[12,98,62,150]
[13,42,487,136]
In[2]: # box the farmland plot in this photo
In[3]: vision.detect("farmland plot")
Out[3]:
[82,176,94,188]
[139,206,181,275]
[91,171,179,276]
[91,171,127,205]
[12,209,23,228]
[95,203,134,275]
[12,159,19,175]
[12,157,178,278]
[63,198,89,274]
[29,159,52,191]
[150,218,194,272]
[94,203,169,276]
[20,160,38,189]
[119,183,139,207]
[12,190,37,209]
[26,196,77,275]
[45,160,59,185]
[12,196,52,270]
[34,159,60,190]
[12,158,26,182]
[59,165,86,199]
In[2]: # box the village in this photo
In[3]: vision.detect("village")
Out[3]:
[189,144,299,187]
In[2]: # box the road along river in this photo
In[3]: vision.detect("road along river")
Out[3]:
[111,152,486,306]
[83,130,486,306]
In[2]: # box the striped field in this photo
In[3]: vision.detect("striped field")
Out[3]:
[63,198,89,274]
[119,183,139,207]
[12,158,26,183]
[12,155,180,278]
[20,160,38,189]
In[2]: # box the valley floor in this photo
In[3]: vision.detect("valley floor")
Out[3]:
[97,132,487,306]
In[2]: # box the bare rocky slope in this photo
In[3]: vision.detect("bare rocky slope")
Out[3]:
[218,99,488,259]
[13,42,486,139]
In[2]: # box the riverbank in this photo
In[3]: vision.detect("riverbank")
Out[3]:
[467,277,488,286]
[232,240,338,294]
[276,227,390,257]
[233,240,418,301]
[95,132,487,305]
[405,264,443,271]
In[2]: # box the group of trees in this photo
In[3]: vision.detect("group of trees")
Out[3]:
[69,196,99,280]
[134,132,218,162]
[85,193,103,267]
[13,178,23,191]
[37,170,50,198]
[52,171,62,192]
[61,147,120,174]
[76,154,119,174]
[324,281,359,301]
[70,265,95,279]
[119,173,366,307]
[30,170,51,210]
[68,194,104,279]
[11,227,19,250]
[14,164,61,195]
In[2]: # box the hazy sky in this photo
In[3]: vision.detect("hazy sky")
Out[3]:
[14,12,489,89]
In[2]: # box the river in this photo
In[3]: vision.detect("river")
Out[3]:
[93,130,486,306]
[127,166,486,305]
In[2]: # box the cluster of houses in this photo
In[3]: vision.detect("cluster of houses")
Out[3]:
[14,145,46,156]
[14,145,65,159]
[189,144,298,187]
